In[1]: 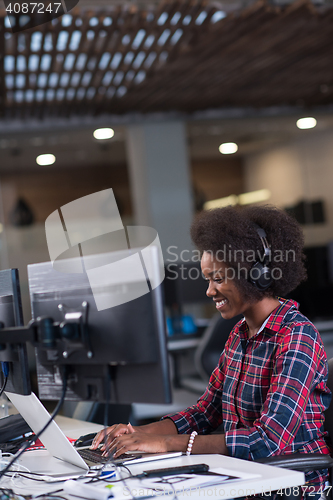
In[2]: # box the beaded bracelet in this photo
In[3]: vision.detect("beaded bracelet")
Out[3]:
[186,431,198,456]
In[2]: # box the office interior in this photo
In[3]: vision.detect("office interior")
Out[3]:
[1,0,333,423]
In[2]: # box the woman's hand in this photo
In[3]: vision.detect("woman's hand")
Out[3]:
[90,419,188,458]
[91,423,136,450]
[91,418,178,452]
[101,432,170,458]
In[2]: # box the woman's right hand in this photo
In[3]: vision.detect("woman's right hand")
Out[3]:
[91,422,136,449]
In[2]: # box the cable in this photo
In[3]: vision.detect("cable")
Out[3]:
[0,367,69,480]
[0,362,9,398]
[0,377,8,399]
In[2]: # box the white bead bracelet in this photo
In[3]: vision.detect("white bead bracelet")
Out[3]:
[186,431,198,456]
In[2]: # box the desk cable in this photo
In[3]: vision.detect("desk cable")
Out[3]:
[0,362,9,398]
[0,367,69,481]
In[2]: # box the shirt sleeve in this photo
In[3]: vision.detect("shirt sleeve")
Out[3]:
[225,323,329,460]
[163,349,227,434]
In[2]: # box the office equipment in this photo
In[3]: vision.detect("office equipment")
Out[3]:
[285,200,326,225]
[289,244,333,321]
[195,313,243,380]
[0,414,304,499]
[74,432,97,447]
[0,268,31,395]
[27,246,171,404]
[164,261,211,315]
[6,391,182,472]
[77,448,182,466]
[137,463,209,478]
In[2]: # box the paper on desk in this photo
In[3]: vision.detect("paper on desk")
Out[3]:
[112,469,242,499]
[142,469,239,490]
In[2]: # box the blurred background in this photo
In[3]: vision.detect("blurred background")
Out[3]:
[1,0,333,417]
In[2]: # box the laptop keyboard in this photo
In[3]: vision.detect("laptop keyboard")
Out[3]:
[78,448,111,464]
[78,448,136,464]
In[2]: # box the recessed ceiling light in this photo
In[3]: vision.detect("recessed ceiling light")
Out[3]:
[238,189,271,205]
[219,142,238,155]
[204,189,271,210]
[36,154,56,166]
[93,128,115,140]
[296,117,317,130]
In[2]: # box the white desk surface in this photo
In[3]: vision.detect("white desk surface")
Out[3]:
[167,337,201,351]
[0,416,305,500]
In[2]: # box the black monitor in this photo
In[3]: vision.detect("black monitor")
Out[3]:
[27,247,171,405]
[164,261,210,311]
[0,269,31,395]
[289,245,333,321]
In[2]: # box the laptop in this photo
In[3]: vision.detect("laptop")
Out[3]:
[5,392,182,475]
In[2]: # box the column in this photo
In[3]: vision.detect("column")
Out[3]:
[126,120,195,259]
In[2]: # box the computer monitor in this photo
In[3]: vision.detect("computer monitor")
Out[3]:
[164,261,210,311]
[0,269,31,395]
[289,245,333,321]
[27,246,171,405]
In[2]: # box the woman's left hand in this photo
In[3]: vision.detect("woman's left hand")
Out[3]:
[101,431,171,458]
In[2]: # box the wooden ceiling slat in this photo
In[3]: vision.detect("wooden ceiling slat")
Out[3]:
[2,0,333,118]
[121,2,333,112]
[124,7,278,111]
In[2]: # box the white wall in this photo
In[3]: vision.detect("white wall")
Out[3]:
[244,129,333,246]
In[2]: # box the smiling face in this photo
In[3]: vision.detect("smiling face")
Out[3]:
[201,251,254,320]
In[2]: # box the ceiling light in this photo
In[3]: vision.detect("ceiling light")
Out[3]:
[204,195,238,210]
[93,128,115,140]
[296,117,317,130]
[238,189,271,205]
[36,154,56,166]
[219,142,238,155]
[204,189,271,210]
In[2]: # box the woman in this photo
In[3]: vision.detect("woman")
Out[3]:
[92,205,331,494]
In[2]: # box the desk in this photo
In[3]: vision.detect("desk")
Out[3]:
[168,334,202,388]
[0,416,305,499]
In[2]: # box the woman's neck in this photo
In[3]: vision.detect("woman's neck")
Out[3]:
[244,296,281,338]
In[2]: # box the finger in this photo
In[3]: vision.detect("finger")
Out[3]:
[103,442,125,458]
[101,435,136,455]
[91,427,113,449]
[91,424,128,449]
[127,423,135,433]
[100,432,126,451]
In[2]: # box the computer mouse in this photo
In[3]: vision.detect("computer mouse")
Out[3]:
[74,432,97,448]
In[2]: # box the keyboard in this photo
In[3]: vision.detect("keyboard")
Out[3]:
[78,447,140,465]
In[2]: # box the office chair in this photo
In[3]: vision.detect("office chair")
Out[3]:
[180,314,242,393]
[257,357,333,499]
[194,313,243,381]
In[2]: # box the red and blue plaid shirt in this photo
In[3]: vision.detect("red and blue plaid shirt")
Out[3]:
[166,298,331,488]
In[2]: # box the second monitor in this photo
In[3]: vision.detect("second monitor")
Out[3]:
[28,246,171,405]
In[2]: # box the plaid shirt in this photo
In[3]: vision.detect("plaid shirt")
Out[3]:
[166,298,331,488]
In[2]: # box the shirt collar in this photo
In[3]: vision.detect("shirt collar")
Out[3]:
[238,297,299,338]
[264,297,299,332]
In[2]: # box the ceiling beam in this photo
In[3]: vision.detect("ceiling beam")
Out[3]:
[1,104,333,134]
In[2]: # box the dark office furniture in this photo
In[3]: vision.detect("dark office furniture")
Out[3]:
[194,313,243,380]
[178,314,242,393]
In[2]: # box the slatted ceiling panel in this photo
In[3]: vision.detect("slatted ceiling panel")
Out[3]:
[115,0,333,113]
[114,3,277,113]
[1,0,333,119]
[1,1,220,119]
